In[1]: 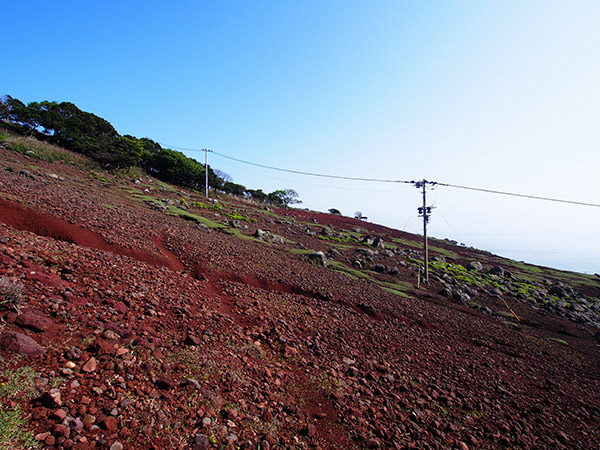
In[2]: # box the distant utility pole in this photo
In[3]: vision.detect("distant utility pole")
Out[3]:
[203,149,212,198]
[415,179,434,282]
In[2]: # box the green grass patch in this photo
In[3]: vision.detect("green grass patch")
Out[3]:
[0,366,40,449]
[289,249,318,256]
[391,237,422,249]
[167,206,225,228]
[131,193,163,205]
[190,201,223,212]
[2,132,97,170]
[225,211,256,223]
[0,366,39,400]
[329,260,371,281]
[378,280,413,298]
[381,286,412,298]
[155,180,178,193]
[0,406,38,449]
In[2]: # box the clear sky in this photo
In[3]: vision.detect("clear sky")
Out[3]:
[3,1,599,273]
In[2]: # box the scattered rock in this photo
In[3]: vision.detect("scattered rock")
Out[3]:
[253,229,268,239]
[320,227,334,237]
[82,357,97,373]
[109,441,124,450]
[271,235,285,245]
[19,169,35,179]
[308,251,328,267]
[466,261,483,272]
[0,331,45,355]
[371,236,385,249]
[488,266,505,277]
[374,264,387,273]
[196,223,211,233]
[15,309,56,332]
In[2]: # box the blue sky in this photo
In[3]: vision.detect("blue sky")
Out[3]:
[3,1,600,272]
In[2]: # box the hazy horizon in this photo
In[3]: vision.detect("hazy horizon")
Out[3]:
[3,0,599,274]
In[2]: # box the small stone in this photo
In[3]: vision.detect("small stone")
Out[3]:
[109,441,124,450]
[83,414,96,427]
[44,435,56,446]
[103,416,118,433]
[65,346,83,360]
[192,434,209,450]
[82,357,97,373]
[113,301,129,313]
[459,442,469,450]
[302,423,317,437]
[53,423,70,438]
[103,330,119,340]
[35,432,50,441]
[365,437,380,448]
[53,408,67,420]
[48,389,62,406]
[184,335,202,346]
[32,407,49,420]
[186,378,201,389]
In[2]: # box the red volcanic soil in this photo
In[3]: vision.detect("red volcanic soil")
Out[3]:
[0,197,183,271]
[0,143,599,450]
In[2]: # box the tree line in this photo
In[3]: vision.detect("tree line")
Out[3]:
[0,96,300,207]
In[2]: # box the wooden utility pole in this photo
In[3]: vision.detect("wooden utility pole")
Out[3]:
[422,180,429,282]
[416,180,432,283]
[203,148,211,198]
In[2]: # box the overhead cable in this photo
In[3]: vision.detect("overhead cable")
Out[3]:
[158,142,600,208]
[437,182,600,208]
[211,151,413,184]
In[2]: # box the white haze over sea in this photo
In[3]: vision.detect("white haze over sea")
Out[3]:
[461,232,599,275]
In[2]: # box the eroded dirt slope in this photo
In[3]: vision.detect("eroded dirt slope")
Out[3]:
[0,144,599,450]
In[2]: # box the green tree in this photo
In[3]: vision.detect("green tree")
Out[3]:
[142,148,205,189]
[268,189,301,207]
[246,189,267,202]
[222,181,247,196]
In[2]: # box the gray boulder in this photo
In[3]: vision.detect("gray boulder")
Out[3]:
[371,236,385,249]
[271,235,285,245]
[466,261,483,272]
[374,264,388,273]
[308,251,328,267]
[488,266,505,277]
[253,229,268,239]
[320,227,334,237]
[196,223,211,233]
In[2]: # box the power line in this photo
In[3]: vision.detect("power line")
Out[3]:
[211,153,416,194]
[211,151,413,184]
[157,142,600,208]
[437,182,600,208]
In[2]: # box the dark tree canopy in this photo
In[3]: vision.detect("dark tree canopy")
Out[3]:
[1,95,301,201]
[267,189,302,207]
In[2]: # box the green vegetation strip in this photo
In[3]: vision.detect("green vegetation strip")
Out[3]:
[0,366,40,448]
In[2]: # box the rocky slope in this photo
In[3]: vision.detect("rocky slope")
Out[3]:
[0,142,599,450]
